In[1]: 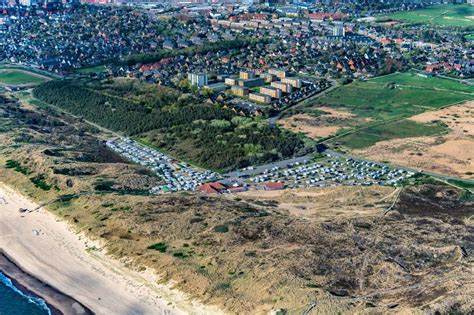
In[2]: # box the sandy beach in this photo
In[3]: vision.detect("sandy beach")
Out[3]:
[0,183,223,315]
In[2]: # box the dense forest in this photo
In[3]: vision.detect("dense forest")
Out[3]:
[148,119,306,171]
[33,80,306,170]
[33,80,233,135]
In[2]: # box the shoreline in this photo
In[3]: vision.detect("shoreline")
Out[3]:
[0,251,92,315]
[0,182,223,315]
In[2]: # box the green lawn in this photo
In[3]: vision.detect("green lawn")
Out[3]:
[383,4,474,28]
[371,73,474,94]
[318,72,474,120]
[336,119,448,150]
[465,34,474,41]
[0,71,47,86]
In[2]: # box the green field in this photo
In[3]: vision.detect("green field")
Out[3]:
[0,70,47,86]
[336,120,448,150]
[465,34,474,41]
[318,72,474,120]
[383,4,474,27]
[316,72,474,149]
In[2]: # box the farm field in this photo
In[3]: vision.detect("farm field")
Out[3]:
[317,72,474,120]
[383,4,474,28]
[316,73,474,150]
[0,70,48,86]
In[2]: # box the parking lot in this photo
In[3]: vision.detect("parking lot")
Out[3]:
[107,138,415,194]
[247,153,415,189]
[106,138,220,193]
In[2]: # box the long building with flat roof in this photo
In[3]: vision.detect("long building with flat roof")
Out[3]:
[249,92,271,104]
[260,86,282,99]
[238,77,264,88]
[231,86,249,97]
[268,68,288,79]
[239,70,256,80]
[281,77,302,88]
[271,81,293,93]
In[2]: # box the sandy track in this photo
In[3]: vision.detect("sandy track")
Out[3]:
[0,183,223,315]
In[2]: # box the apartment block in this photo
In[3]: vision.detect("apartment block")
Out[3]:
[188,72,208,87]
[238,77,264,88]
[271,81,293,93]
[268,68,288,79]
[260,86,282,99]
[231,86,249,97]
[239,70,256,80]
[260,73,276,83]
[249,92,271,104]
[225,77,238,86]
[281,77,302,88]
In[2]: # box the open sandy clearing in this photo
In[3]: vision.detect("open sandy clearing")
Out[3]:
[0,183,223,315]
[278,107,370,139]
[238,186,396,221]
[410,101,474,136]
[278,113,342,138]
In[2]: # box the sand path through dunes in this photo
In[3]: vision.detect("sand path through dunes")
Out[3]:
[0,183,223,315]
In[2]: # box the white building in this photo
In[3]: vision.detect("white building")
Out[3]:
[188,72,208,87]
[333,26,345,37]
[20,0,37,6]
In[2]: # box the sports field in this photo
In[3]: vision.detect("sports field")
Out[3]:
[383,4,474,27]
[318,72,474,120]
[0,70,48,86]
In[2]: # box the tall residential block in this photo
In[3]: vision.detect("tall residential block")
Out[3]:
[281,77,302,88]
[239,70,256,80]
[271,81,293,93]
[188,72,208,87]
[260,86,282,99]
[268,68,288,79]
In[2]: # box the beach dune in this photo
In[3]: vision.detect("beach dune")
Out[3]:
[0,183,222,315]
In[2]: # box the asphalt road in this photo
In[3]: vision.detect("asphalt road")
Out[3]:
[224,154,315,178]
[225,147,473,193]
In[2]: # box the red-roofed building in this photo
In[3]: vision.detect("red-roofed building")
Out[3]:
[265,182,285,191]
[307,13,349,21]
[198,182,226,194]
[227,186,248,193]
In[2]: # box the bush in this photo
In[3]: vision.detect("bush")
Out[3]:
[214,225,229,233]
[30,175,52,191]
[5,159,30,175]
[147,242,168,253]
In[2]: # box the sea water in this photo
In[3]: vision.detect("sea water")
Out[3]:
[0,272,50,315]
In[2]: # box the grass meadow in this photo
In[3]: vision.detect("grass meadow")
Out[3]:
[383,4,474,28]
